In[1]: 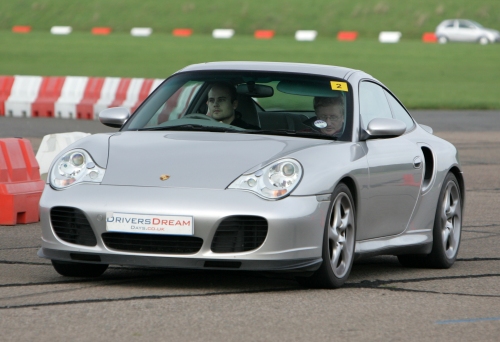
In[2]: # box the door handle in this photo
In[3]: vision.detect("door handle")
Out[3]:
[413,156,422,169]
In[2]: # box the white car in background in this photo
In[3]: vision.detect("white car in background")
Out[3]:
[435,19,500,45]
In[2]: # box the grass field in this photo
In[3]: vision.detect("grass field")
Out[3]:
[1,32,499,109]
[1,0,500,39]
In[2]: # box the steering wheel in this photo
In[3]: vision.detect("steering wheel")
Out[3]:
[184,113,218,122]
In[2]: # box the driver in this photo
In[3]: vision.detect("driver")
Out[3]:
[206,82,259,129]
[303,96,345,136]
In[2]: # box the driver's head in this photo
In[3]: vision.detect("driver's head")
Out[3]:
[313,96,344,135]
[207,82,238,124]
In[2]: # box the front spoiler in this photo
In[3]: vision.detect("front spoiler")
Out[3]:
[38,247,323,272]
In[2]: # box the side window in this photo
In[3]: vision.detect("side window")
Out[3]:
[458,21,473,29]
[384,90,415,132]
[445,21,455,28]
[359,81,392,129]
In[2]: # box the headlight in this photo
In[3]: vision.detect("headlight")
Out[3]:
[49,149,105,189]
[228,158,303,199]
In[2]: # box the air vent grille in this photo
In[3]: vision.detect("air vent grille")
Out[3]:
[211,216,268,253]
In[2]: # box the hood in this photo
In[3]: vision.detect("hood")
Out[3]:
[101,131,330,189]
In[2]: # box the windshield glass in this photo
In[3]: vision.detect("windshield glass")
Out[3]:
[123,71,353,141]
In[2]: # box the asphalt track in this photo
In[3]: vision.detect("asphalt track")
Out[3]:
[0,111,499,341]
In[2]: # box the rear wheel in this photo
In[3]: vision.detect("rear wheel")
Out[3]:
[398,172,462,268]
[426,173,462,268]
[51,260,109,277]
[297,183,356,288]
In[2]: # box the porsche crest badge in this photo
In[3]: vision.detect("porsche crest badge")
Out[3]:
[160,174,170,181]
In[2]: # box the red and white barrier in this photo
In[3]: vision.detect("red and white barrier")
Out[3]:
[5,76,43,117]
[1,75,164,120]
[213,29,235,39]
[93,77,121,118]
[0,76,15,116]
[51,26,72,35]
[379,31,402,43]
[131,27,153,37]
[12,26,31,33]
[173,29,193,37]
[77,77,105,120]
[0,138,44,225]
[55,76,89,119]
[254,30,275,39]
[92,27,111,35]
[295,30,317,41]
[119,78,144,111]
[337,31,358,41]
[31,76,66,117]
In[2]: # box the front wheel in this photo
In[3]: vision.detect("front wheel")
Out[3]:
[426,172,462,268]
[297,183,356,288]
[51,260,109,277]
[479,37,489,45]
[438,36,448,44]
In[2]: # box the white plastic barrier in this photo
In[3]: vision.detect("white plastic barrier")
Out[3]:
[5,76,43,117]
[121,78,145,112]
[51,26,72,35]
[295,30,317,41]
[212,29,235,39]
[55,76,89,119]
[379,31,402,43]
[36,132,91,178]
[131,27,152,37]
[93,77,121,118]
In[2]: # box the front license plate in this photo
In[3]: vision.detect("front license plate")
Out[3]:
[106,212,194,235]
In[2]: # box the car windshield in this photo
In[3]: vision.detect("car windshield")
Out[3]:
[123,71,353,141]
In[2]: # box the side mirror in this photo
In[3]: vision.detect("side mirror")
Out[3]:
[99,107,130,128]
[361,118,406,140]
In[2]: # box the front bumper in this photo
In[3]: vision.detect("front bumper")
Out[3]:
[39,184,329,271]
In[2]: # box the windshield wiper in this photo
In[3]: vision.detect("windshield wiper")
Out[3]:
[137,124,241,132]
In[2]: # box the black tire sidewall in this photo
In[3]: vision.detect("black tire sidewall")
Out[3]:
[429,173,462,268]
[319,183,357,288]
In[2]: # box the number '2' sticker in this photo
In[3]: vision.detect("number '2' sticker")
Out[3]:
[330,81,348,92]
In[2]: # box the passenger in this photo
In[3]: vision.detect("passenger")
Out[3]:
[206,82,259,129]
[304,96,345,136]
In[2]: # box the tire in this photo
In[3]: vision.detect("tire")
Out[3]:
[51,260,109,277]
[297,183,356,288]
[438,36,448,44]
[426,173,462,268]
[479,37,489,45]
[398,172,462,269]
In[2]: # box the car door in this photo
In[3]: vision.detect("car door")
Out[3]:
[357,81,423,240]
[457,20,480,42]
[441,20,457,40]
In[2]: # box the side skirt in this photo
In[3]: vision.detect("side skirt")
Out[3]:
[354,229,433,261]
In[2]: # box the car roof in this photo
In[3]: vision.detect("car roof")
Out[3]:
[176,61,358,80]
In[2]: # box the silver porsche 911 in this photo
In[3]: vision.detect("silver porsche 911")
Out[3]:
[38,62,464,288]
